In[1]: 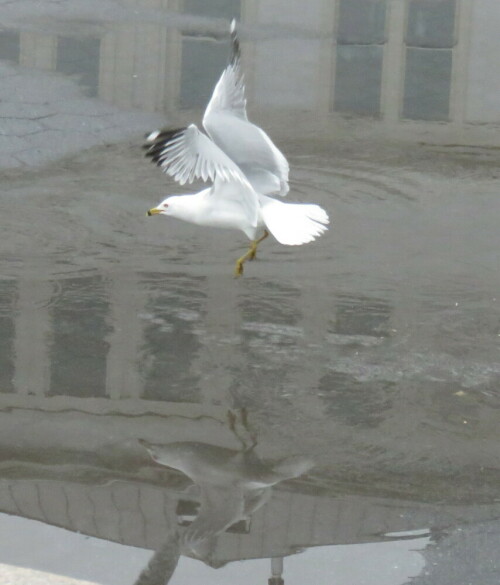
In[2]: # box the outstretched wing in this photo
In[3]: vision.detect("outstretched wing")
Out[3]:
[202,20,290,196]
[144,124,250,187]
[203,19,247,122]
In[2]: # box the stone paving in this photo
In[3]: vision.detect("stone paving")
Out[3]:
[0,60,163,169]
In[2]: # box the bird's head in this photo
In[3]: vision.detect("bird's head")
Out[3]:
[147,196,174,217]
[147,194,200,224]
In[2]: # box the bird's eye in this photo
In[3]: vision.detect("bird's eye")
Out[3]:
[163,203,169,208]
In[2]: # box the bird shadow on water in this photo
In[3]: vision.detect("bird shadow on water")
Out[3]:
[133,409,313,585]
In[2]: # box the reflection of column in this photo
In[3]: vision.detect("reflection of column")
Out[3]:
[19,32,57,70]
[99,21,176,112]
[450,0,473,125]
[288,283,331,419]
[162,26,183,115]
[96,0,181,113]
[188,277,242,407]
[105,275,145,400]
[13,279,53,396]
[381,0,406,121]
[317,0,337,114]
[99,25,142,110]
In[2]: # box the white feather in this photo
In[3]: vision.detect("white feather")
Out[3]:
[201,22,289,196]
[260,195,329,246]
[145,124,250,188]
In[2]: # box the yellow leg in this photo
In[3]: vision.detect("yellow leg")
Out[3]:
[233,231,269,277]
[234,248,253,277]
[248,230,269,261]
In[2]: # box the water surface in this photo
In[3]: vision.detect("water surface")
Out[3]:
[1,1,500,583]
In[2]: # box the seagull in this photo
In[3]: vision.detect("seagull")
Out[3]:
[145,20,329,277]
[138,410,312,558]
[134,410,312,584]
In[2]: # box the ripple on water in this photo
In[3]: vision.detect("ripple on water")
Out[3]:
[291,157,423,203]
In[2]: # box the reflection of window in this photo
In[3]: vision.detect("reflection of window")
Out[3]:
[0,30,20,63]
[403,49,452,121]
[337,0,387,44]
[0,281,16,393]
[183,0,240,19]
[49,276,110,398]
[180,38,229,109]
[176,499,250,533]
[56,37,100,97]
[334,46,384,116]
[333,294,391,336]
[180,0,241,109]
[333,0,387,116]
[140,287,201,403]
[403,0,456,121]
[406,0,456,48]
[318,371,394,427]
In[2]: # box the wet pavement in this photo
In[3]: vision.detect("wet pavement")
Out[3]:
[1,1,500,584]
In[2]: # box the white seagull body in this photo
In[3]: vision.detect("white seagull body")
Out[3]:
[146,21,329,276]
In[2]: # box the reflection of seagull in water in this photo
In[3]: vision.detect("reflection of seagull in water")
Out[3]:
[134,410,313,585]
[145,20,329,277]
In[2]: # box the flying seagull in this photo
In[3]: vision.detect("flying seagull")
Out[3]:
[145,20,329,276]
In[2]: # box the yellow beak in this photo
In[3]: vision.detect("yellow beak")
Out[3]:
[147,208,161,216]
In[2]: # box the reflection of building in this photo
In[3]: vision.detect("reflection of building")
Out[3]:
[1,0,500,132]
[1,474,500,566]
[4,269,394,411]
[333,0,460,121]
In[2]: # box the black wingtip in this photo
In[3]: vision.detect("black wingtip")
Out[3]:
[143,127,186,163]
[229,18,240,66]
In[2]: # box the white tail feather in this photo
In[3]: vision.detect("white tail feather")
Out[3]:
[260,196,329,246]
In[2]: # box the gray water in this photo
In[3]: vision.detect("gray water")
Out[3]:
[1,1,500,584]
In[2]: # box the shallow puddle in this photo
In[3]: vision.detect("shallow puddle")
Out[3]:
[1,1,500,583]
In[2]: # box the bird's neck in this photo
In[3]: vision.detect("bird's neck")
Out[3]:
[171,191,209,225]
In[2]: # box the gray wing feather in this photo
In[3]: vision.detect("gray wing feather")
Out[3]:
[144,124,249,187]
